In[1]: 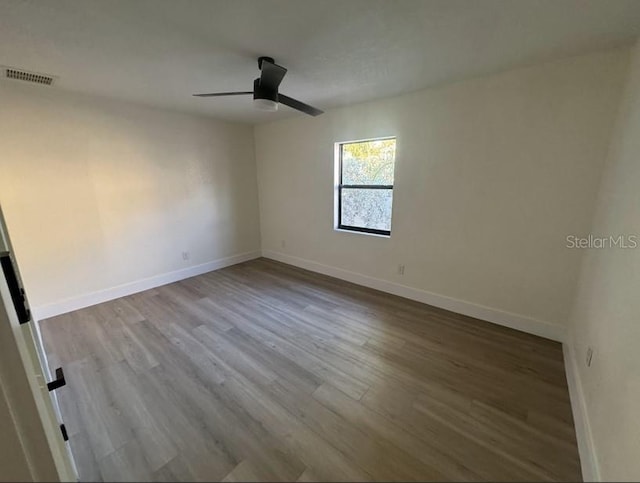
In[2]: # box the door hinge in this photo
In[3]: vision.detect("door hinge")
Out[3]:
[59,424,68,442]
[0,254,31,324]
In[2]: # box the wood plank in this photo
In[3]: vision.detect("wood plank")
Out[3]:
[40,258,581,481]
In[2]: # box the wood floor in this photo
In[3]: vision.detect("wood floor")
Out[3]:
[40,258,581,482]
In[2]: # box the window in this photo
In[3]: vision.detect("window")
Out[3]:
[336,137,396,236]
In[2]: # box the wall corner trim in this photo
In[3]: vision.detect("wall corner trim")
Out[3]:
[563,342,600,481]
[261,250,566,342]
[31,250,262,321]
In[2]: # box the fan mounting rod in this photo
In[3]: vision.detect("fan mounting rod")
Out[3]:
[258,56,275,70]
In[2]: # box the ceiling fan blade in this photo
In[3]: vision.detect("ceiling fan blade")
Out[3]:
[193,91,252,97]
[278,94,324,117]
[259,60,287,91]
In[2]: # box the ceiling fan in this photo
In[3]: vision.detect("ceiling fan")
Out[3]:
[193,57,323,117]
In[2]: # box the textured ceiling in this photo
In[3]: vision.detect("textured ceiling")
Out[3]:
[1,0,640,123]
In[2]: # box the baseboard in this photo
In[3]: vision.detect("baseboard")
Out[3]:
[563,343,600,481]
[31,250,261,321]
[262,250,566,342]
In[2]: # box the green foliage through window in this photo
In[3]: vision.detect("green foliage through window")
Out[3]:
[338,138,396,235]
[341,139,396,185]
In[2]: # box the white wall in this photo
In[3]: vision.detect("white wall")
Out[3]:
[255,49,629,339]
[0,83,261,312]
[567,39,640,481]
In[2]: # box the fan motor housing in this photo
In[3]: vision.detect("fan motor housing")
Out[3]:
[253,78,278,102]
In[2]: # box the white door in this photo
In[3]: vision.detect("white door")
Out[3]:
[0,207,77,481]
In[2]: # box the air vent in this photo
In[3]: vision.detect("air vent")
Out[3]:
[2,66,56,86]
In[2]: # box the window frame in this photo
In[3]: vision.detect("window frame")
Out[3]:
[335,136,396,237]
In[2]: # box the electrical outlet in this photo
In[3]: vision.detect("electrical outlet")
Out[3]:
[281,240,286,249]
[182,251,189,261]
[586,346,593,367]
[397,264,405,275]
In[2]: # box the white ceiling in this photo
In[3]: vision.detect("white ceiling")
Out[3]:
[1,0,640,124]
